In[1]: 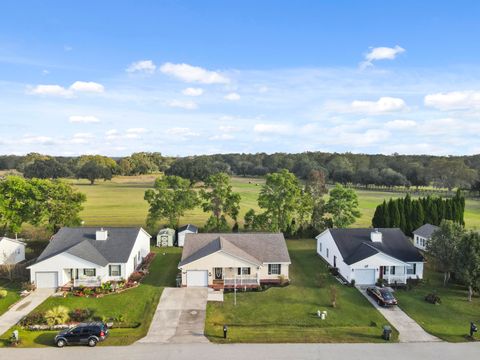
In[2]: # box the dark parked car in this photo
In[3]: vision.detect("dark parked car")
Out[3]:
[55,322,109,347]
[366,286,398,306]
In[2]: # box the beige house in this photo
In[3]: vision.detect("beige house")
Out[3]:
[178,233,291,289]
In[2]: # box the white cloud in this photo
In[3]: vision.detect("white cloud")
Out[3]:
[350,97,407,114]
[64,45,73,52]
[105,129,118,136]
[224,92,241,101]
[360,45,405,69]
[28,81,105,97]
[168,99,198,110]
[254,123,292,135]
[126,60,156,74]
[160,62,229,84]
[424,90,480,110]
[209,134,235,141]
[28,84,72,97]
[165,127,200,140]
[70,81,105,93]
[385,119,417,130]
[219,125,240,133]
[182,87,204,96]
[69,115,100,124]
[126,128,147,134]
[71,133,94,144]
[20,135,56,145]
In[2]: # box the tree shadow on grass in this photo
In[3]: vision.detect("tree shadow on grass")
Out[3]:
[33,332,56,346]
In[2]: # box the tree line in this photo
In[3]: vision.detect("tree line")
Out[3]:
[2,151,480,191]
[144,169,362,237]
[372,191,465,236]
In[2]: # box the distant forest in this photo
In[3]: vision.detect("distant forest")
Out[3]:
[1,152,480,193]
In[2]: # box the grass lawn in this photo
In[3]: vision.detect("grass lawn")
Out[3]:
[68,175,480,231]
[395,266,480,342]
[0,246,182,347]
[205,239,398,343]
[0,280,21,316]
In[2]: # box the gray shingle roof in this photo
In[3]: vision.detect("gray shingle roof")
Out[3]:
[179,233,291,267]
[35,227,147,266]
[327,228,423,265]
[178,224,198,233]
[413,223,440,238]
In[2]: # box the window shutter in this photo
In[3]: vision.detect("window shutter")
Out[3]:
[268,264,271,275]
[413,263,416,275]
[108,265,111,276]
[237,268,241,275]
[278,264,281,274]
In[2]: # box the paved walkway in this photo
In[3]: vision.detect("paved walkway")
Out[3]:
[0,288,54,335]
[138,287,209,344]
[358,287,441,343]
[1,342,480,360]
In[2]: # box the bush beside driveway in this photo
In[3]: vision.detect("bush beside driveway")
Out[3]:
[0,280,21,317]
[0,246,182,347]
[206,239,398,343]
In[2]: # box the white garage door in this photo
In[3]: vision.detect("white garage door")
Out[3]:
[186,270,208,287]
[35,272,58,288]
[354,269,375,285]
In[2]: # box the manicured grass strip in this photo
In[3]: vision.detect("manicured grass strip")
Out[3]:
[0,246,182,347]
[205,239,398,343]
[0,280,21,316]
[395,268,480,342]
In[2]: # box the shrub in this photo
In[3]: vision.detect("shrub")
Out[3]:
[406,277,421,290]
[425,292,441,305]
[45,306,69,326]
[330,285,338,308]
[83,288,93,296]
[69,308,92,322]
[21,282,36,291]
[20,312,47,326]
[329,267,339,276]
[128,271,144,283]
[376,278,388,287]
[350,279,356,287]
[0,289,7,298]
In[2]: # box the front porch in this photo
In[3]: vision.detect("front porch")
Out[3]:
[380,265,417,285]
[63,268,103,288]
[210,267,260,289]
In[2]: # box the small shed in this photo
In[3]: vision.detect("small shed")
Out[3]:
[177,224,198,247]
[157,228,176,247]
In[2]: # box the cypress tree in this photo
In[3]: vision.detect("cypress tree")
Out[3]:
[411,201,425,231]
[372,202,385,228]
[404,194,413,235]
[398,199,406,233]
[388,199,401,228]
[383,200,391,227]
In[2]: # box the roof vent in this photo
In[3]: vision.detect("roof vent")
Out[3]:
[370,229,382,242]
[96,228,108,241]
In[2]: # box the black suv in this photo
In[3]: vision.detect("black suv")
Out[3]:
[55,322,109,347]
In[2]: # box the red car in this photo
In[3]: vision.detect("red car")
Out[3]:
[366,286,398,307]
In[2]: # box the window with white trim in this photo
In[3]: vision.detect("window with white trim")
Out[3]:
[109,264,121,277]
[237,267,251,275]
[83,268,96,277]
[268,264,281,275]
[406,263,416,275]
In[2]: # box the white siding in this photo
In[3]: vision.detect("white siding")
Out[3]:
[0,238,25,264]
[316,230,351,282]
[124,229,151,278]
[413,235,428,250]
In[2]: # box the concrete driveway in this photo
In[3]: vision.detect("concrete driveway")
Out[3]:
[358,287,441,343]
[0,288,54,335]
[138,287,209,344]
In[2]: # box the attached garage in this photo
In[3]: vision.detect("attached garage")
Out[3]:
[35,272,58,288]
[354,269,375,285]
[186,270,208,287]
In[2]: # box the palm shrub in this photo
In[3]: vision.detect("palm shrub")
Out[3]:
[45,306,69,326]
[0,289,7,298]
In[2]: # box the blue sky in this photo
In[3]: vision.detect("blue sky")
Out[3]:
[1,1,480,156]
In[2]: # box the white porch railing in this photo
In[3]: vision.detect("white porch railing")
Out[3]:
[386,274,407,284]
[74,278,102,287]
[224,276,260,287]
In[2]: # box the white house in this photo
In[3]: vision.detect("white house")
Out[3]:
[0,237,26,264]
[412,223,439,250]
[316,228,424,286]
[178,233,291,288]
[28,227,151,289]
[177,224,198,247]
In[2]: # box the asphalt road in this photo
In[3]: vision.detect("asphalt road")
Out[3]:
[0,342,479,360]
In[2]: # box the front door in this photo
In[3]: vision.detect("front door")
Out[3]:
[214,267,223,280]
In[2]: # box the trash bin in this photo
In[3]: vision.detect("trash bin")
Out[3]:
[382,325,392,340]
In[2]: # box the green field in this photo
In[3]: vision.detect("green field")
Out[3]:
[70,175,480,231]
[206,239,398,343]
[0,280,21,317]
